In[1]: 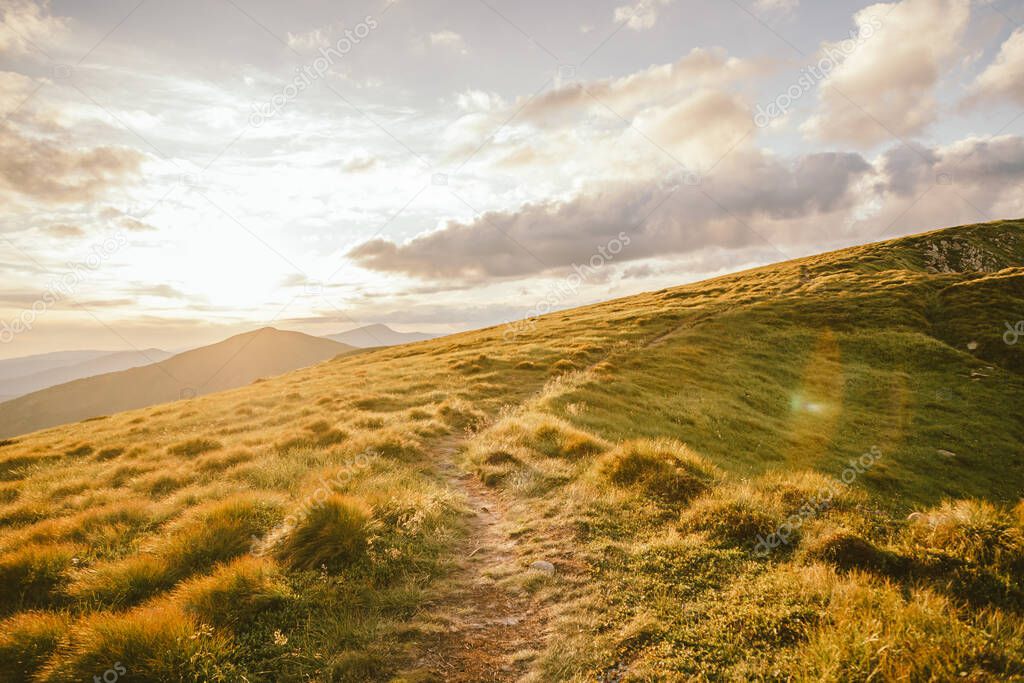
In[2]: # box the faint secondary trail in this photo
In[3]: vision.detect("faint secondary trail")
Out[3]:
[409,434,547,682]
[645,309,725,348]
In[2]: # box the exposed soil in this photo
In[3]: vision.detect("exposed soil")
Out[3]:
[409,437,548,682]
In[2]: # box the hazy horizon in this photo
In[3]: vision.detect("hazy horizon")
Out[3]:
[0,320,444,360]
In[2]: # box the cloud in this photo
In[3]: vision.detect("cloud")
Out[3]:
[0,71,37,119]
[445,51,766,182]
[613,0,673,31]
[0,291,132,309]
[287,25,334,51]
[0,124,144,203]
[456,89,506,113]
[966,27,1024,106]
[42,223,85,238]
[880,135,1024,196]
[866,135,1024,237]
[754,0,799,16]
[631,89,753,167]
[803,0,970,146]
[0,0,68,56]
[279,273,313,288]
[97,206,156,231]
[348,149,872,280]
[429,30,467,55]
[119,217,156,232]
[620,263,658,279]
[350,132,1024,283]
[518,48,762,123]
[133,283,187,299]
[286,17,377,53]
[439,48,766,178]
[342,156,378,173]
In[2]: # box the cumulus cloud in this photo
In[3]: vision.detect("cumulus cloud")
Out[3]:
[0,0,68,56]
[966,27,1024,106]
[348,149,872,280]
[865,135,1024,237]
[880,135,1024,197]
[453,49,762,175]
[518,48,762,123]
[351,131,1024,282]
[613,0,673,31]
[0,124,144,203]
[632,89,753,167]
[0,68,145,207]
[803,0,970,146]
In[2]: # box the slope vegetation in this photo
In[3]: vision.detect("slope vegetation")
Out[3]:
[0,219,1022,681]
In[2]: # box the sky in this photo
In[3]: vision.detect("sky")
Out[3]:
[0,0,1023,358]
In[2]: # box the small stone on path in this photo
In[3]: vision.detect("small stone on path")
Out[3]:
[529,560,555,575]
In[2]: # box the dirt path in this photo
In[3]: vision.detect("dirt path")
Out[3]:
[409,435,547,682]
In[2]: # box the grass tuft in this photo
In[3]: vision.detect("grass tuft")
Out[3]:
[0,611,70,680]
[801,528,905,576]
[175,556,290,627]
[168,439,223,458]
[599,438,719,504]
[680,484,785,549]
[0,544,76,615]
[276,494,370,572]
[37,603,242,682]
[70,494,282,608]
[325,650,387,682]
[906,499,1024,569]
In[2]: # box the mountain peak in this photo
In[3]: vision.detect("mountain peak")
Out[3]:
[326,324,436,348]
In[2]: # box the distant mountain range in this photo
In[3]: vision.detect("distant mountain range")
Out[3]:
[0,348,171,402]
[326,324,436,348]
[0,349,121,382]
[0,328,354,438]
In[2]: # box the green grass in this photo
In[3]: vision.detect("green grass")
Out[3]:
[0,218,1021,679]
[274,495,369,572]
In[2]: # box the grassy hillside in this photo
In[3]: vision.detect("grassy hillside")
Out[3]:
[0,219,1022,681]
[0,329,354,438]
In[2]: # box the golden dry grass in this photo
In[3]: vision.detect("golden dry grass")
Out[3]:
[0,218,1021,680]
